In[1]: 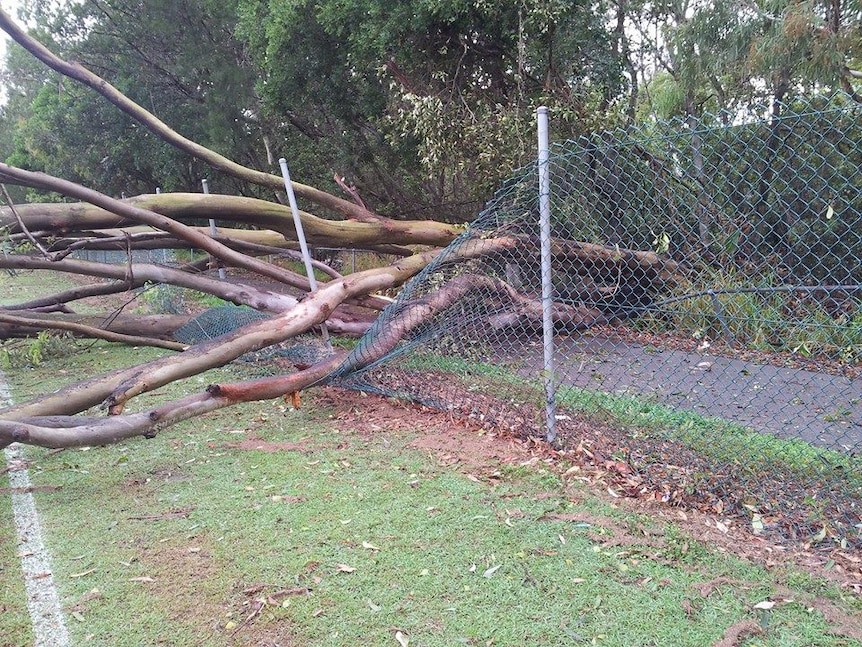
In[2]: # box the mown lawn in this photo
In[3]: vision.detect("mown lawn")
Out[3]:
[1,270,861,646]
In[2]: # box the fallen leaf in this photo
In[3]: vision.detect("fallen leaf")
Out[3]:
[483,564,502,578]
[395,630,409,647]
[70,569,96,579]
[362,541,381,551]
[367,599,381,612]
[753,600,775,610]
[336,564,355,573]
[312,608,324,617]
[71,611,85,622]
[751,515,764,535]
[129,576,155,583]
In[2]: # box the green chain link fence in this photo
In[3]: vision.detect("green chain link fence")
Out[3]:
[329,95,861,548]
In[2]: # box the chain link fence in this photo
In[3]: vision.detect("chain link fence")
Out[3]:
[329,96,861,548]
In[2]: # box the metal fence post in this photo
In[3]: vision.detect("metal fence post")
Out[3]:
[537,106,558,444]
[279,158,332,349]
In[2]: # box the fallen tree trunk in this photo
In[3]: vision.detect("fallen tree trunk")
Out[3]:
[0,193,461,249]
[0,8,688,454]
[1,260,596,449]
[0,255,298,313]
[0,312,187,350]
[0,351,349,448]
[0,239,524,447]
[0,248,442,423]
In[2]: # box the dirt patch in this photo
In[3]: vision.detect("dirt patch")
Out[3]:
[711,621,762,647]
[312,386,539,469]
[133,538,228,642]
[801,593,862,642]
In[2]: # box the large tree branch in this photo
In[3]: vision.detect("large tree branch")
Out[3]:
[0,349,348,448]
[0,238,516,425]
[0,192,461,248]
[2,279,136,312]
[0,311,191,341]
[0,312,186,350]
[0,250,435,422]
[0,252,600,448]
[0,163,322,289]
[0,255,298,313]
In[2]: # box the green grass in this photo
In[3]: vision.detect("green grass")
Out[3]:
[0,483,34,647]
[2,270,861,646]
[555,386,862,484]
[12,404,858,646]
[0,346,858,645]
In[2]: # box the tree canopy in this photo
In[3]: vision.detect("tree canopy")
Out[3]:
[2,0,860,217]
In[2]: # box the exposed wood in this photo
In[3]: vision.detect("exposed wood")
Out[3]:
[0,312,190,347]
[0,193,461,248]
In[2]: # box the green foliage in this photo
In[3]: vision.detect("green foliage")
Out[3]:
[0,331,78,369]
[236,0,624,220]
[3,0,261,197]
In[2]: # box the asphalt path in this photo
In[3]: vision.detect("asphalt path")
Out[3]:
[508,334,861,452]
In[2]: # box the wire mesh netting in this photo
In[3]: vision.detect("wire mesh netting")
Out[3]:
[328,96,861,548]
[175,305,333,366]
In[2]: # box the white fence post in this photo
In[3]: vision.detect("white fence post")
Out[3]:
[279,158,332,349]
[201,179,226,280]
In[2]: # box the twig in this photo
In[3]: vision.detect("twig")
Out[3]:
[333,173,368,210]
[0,184,55,260]
[127,507,194,521]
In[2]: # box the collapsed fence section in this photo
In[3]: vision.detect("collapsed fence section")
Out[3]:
[329,96,861,548]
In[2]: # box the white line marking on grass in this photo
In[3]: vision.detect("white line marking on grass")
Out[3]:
[1,373,71,647]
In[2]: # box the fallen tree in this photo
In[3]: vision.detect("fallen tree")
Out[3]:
[0,9,683,449]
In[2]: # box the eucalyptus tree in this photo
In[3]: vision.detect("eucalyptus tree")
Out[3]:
[0,8,679,449]
[236,0,627,221]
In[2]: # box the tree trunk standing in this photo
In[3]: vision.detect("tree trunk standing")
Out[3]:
[686,109,712,252]
[758,77,792,272]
